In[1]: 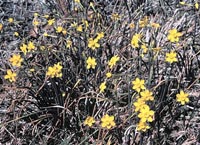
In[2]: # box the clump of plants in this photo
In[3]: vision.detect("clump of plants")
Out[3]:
[0,0,200,144]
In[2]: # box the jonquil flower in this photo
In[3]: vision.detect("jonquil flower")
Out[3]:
[150,22,160,28]
[66,40,72,48]
[165,51,178,63]
[76,25,83,32]
[138,105,154,123]
[140,90,154,101]
[84,116,95,127]
[195,2,199,9]
[137,121,150,132]
[8,18,14,23]
[43,14,49,19]
[129,23,135,29]
[111,13,120,21]
[179,1,185,5]
[96,32,104,40]
[74,0,80,3]
[82,19,89,29]
[56,26,63,33]
[106,72,112,78]
[134,98,148,112]
[86,57,97,69]
[9,54,23,67]
[99,82,106,93]
[141,44,148,53]
[43,32,48,37]
[176,90,189,105]
[32,19,40,26]
[131,33,141,48]
[14,32,19,37]
[139,16,148,28]
[48,19,55,26]
[88,38,100,50]
[34,13,38,17]
[46,62,63,78]
[0,23,3,31]
[101,114,116,129]
[4,69,17,82]
[27,41,35,52]
[167,28,182,43]
[132,78,146,92]
[20,43,28,55]
[62,29,67,35]
[108,55,120,68]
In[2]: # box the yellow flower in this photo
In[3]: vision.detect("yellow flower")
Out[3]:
[40,46,45,50]
[179,2,186,5]
[141,44,148,53]
[71,22,77,27]
[139,16,148,28]
[99,82,106,93]
[54,63,63,77]
[83,20,89,29]
[46,67,56,78]
[74,0,80,3]
[176,90,189,105]
[132,78,146,92]
[131,33,141,48]
[4,69,17,82]
[8,18,14,23]
[88,38,100,50]
[106,72,112,78]
[29,68,35,72]
[66,40,72,48]
[111,13,120,21]
[195,2,199,9]
[34,13,38,17]
[96,32,104,40]
[133,98,148,112]
[33,19,39,26]
[46,62,63,78]
[165,51,178,63]
[129,23,135,29]
[43,14,49,19]
[14,32,19,37]
[76,25,83,32]
[108,55,120,68]
[167,28,182,43]
[150,22,160,28]
[84,116,95,127]
[140,90,154,101]
[20,43,27,55]
[86,57,97,69]
[43,32,48,37]
[101,114,116,129]
[48,19,55,26]
[138,105,154,123]
[27,41,35,51]
[0,23,3,31]
[89,2,94,7]
[56,26,63,33]
[9,54,23,67]
[62,29,67,35]
[137,121,150,132]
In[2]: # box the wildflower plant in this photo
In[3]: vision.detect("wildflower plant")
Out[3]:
[101,114,116,129]
[84,116,95,127]
[4,69,17,82]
